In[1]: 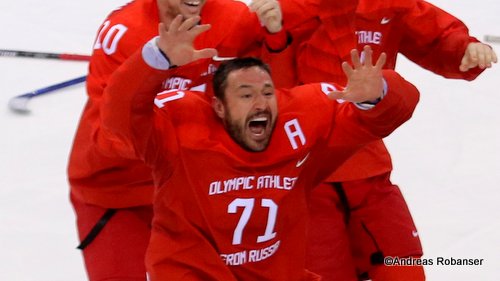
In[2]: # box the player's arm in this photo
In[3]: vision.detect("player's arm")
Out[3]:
[328,46,420,142]
[97,47,170,160]
[399,0,495,80]
[247,0,291,52]
[98,16,215,159]
[300,45,419,186]
[87,12,136,96]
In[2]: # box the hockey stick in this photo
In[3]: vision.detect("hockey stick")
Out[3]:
[484,35,500,43]
[0,49,90,61]
[8,75,87,114]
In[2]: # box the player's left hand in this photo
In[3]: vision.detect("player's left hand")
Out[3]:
[249,0,283,33]
[329,45,387,103]
[459,42,498,72]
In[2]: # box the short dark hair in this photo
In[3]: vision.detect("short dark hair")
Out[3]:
[212,57,272,100]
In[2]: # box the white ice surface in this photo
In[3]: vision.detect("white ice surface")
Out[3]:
[0,0,498,280]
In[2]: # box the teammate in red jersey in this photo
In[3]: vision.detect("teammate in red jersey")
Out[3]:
[260,0,359,88]
[67,0,289,280]
[96,15,419,281]
[267,0,497,280]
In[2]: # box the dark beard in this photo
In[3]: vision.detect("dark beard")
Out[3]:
[224,115,255,152]
[223,110,274,152]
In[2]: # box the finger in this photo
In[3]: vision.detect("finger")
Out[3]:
[350,48,361,69]
[483,46,493,67]
[328,90,346,101]
[168,15,184,32]
[158,22,166,36]
[341,61,354,78]
[476,46,487,68]
[481,45,496,67]
[362,45,373,66]
[194,48,218,61]
[375,52,387,69]
[254,1,281,27]
[459,57,470,72]
[467,45,479,64]
[254,1,276,16]
[189,23,212,38]
[260,10,281,30]
[178,15,201,32]
[461,48,476,70]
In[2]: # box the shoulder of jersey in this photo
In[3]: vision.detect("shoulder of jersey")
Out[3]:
[156,91,214,126]
[157,91,210,110]
[277,83,331,110]
[107,0,137,18]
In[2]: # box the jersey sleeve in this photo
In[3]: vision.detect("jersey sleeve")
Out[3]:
[398,0,483,80]
[325,69,419,152]
[322,70,419,172]
[98,38,212,161]
[83,0,161,159]
[86,1,157,100]
[201,0,290,56]
[97,48,167,159]
[303,70,419,184]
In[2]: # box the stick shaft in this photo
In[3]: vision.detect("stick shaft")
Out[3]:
[8,75,87,113]
[0,49,90,61]
[21,76,87,98]
[484,35,500,43]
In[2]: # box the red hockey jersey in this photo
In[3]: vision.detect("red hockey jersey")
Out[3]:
[68,0,289,208]
[270,0,484,180]
[97,49,419,280]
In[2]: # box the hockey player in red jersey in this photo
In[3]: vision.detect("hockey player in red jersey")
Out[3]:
[96,15,419,281]
[266,0,498,280]
[67,0,289,280]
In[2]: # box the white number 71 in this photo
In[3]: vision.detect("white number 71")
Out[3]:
[228,198,277,245]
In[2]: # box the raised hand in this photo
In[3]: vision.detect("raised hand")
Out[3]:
[249,0,283,33]
[329,45,387,103]
[459,42,498,72]
[156,15,217,67]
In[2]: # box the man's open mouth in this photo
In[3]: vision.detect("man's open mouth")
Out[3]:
[248,116,269,136]
[183,0,201,7]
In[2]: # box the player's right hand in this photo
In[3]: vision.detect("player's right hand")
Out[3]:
[460,42,498,72]
[157,15,217,67]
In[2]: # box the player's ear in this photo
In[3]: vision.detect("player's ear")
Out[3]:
[212,96,225,119]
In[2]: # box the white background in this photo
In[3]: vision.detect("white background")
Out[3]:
[0,0,498,280]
